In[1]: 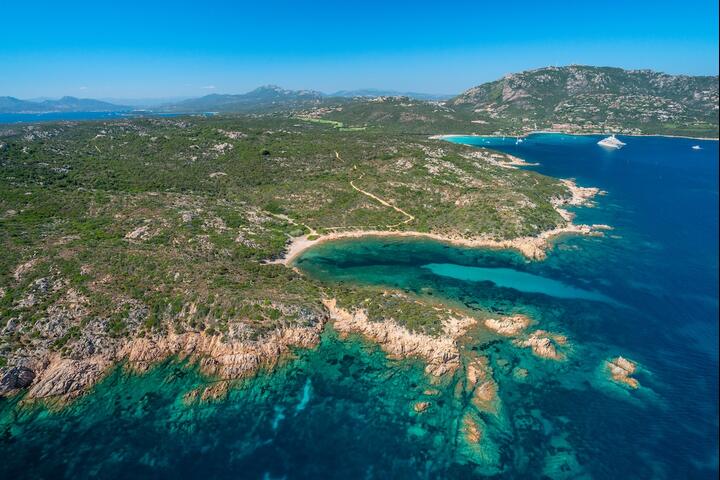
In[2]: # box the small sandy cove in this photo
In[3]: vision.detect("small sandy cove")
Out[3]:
[269,177,610,266]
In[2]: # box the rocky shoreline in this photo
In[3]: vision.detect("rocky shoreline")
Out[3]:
[2,296,485,404]
[323,298,475,377]
[2,321,326,405]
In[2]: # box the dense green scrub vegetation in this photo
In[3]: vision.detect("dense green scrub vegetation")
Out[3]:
[0,114,574,374]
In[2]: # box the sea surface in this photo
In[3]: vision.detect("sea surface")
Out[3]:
[1,134,717,479]
[0,111,209,124]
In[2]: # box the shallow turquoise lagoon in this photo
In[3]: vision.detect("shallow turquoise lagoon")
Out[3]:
[422,263,616,304]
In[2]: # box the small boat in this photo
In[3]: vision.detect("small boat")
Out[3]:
[691,145,702,150]
[515,136,523,145]
[597,135,626,149]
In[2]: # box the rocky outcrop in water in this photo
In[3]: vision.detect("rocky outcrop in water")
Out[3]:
[465,356,500,413]
[514,329,569,360]
[26,357,110,400]
[606,356,640,389]
[484,315,531,336]
[323,298,476,377]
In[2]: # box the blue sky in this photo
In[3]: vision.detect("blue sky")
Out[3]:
[2,0,718,98]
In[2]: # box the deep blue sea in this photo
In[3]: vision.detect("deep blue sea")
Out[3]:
[1,133,717,479]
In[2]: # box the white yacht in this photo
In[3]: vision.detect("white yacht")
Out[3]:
[692,145,702,150]
[597,135,626,149]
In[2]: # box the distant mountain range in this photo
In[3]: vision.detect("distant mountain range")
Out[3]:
[158,86,453,112]
[1,66,716,137]
[159,85,327,113]
[98,96,194,108]
[0,96,130,114]
[0,87,454,114]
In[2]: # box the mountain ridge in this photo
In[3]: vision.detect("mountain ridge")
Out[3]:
[446,65,718,133]
[0,96,130,114]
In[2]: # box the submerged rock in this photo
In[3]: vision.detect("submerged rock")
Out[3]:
[456,410,501,472]
[463,413,483,444]
[413,401,431,413]
[465,356,500,414]
[183,381,231,405]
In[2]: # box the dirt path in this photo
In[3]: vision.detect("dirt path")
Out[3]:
[335,151,415,228]
[349,178,415,227]
[267,151,415,252]
[267,212,317,236]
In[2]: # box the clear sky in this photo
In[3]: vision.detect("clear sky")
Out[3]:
[2,0,718,99]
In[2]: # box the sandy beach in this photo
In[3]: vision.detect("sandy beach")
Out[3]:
[272,223,607,267]
[270,173,607,266]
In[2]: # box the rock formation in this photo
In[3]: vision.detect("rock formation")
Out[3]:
[484,315,531,336]
[323,298,476,377]
[606,356,640,389]
[10,321,325,404]
[514,329,568,360]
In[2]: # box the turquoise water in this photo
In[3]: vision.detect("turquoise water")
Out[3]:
[423,263,617,304]
[1,331,467,478]
[1,134,717,478]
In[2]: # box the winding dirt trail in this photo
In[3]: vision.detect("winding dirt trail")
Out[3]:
[335,151,415,228]
[266,150,417,263]
[349,178,415,227]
